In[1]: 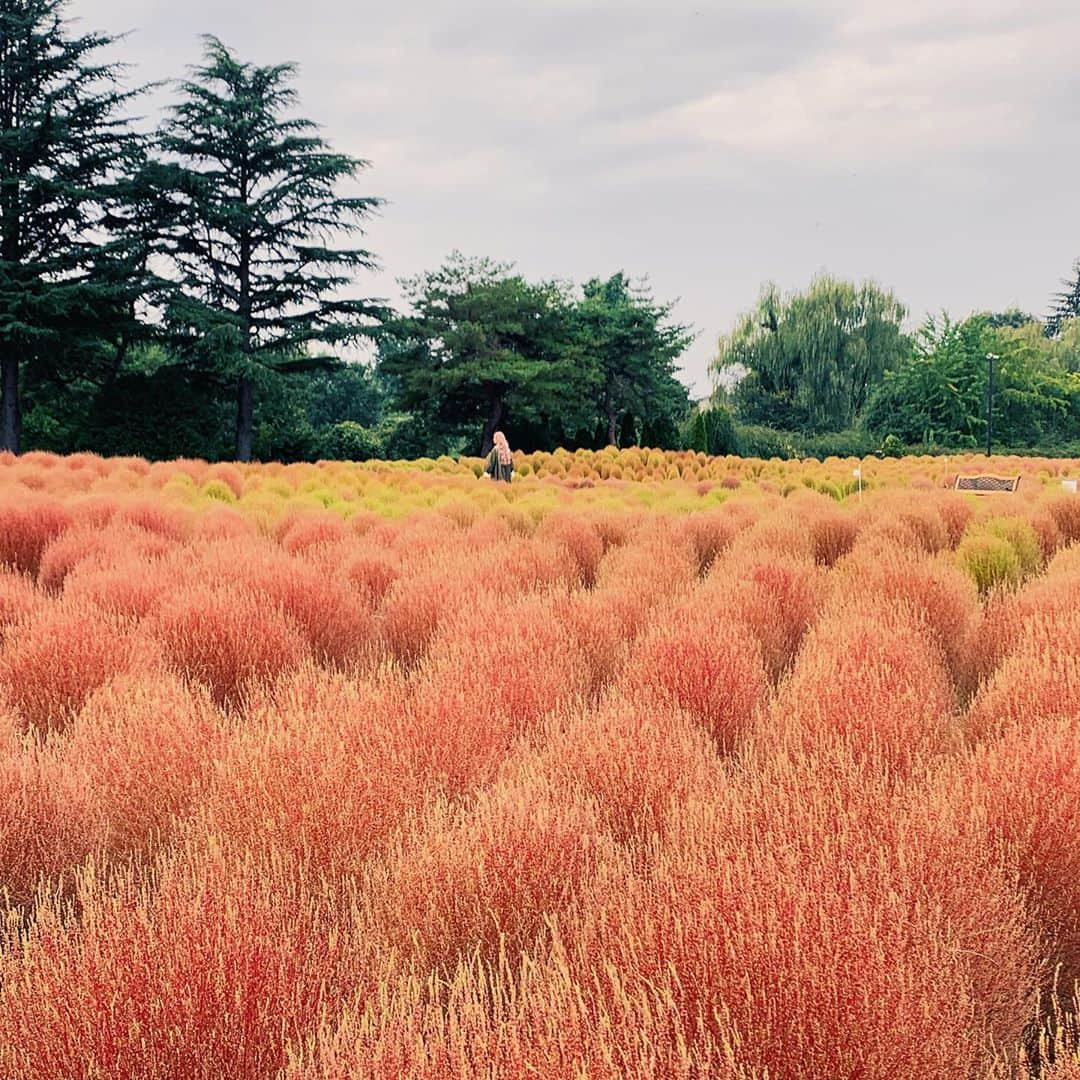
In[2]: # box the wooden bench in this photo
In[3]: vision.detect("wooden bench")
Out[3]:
[953,474,1021,494]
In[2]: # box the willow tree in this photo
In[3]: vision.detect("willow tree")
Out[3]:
[713,276,909,433]
[156,37,384,461]
[0,0,141,453]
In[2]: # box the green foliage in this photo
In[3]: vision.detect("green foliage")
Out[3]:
[983,517,1043,577]
[682,405,738,456]
[865,313,1080,449]
[796,428,876,460]
[320,421,383,461]
[956,533,1023,596]
[1046,259,1080,338]
[715,276,909,433]
[379,253,588,455]
[85,365,232,460]
[154,36,385,460]
[0,0,145,452]
[731,424,802,460]
[379,255,692,456]
[576,273,692,445]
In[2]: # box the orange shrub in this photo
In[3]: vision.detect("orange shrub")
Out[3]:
[0,736,102,907]
[63,672,225,860]
[341,546,401,608]
[618,601,769,754]
[1046,493,1080,545]
[947,715,1080,1001]
[279,512,349,555]
[830,540,978,688]
[0,497,71,575]
[536,511,605,587]
[570,750,1037,1079]
[237,555,376,670]
[528,695,723,845]
[706,552,827,682]
[0,570,43,640]
[150,586,310,708]
[194,667,418,886]
[760,604,958,773]
[366,773,612,976]
[0,602,161,734]
[0,844,374,1080]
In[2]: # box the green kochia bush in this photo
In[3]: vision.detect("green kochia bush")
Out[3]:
[956,533,1022,595]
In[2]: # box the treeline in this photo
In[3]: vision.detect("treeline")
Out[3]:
[5,0,1080,464]
[708,277,1080,459]
[0,0,691,462]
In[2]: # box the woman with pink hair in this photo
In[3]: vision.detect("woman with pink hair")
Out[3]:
[483,431,514,483]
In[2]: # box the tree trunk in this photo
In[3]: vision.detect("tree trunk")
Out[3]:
[1,354,19,455]
[606,405,618,447]
[235,376,254,462]
[481,396,504,456]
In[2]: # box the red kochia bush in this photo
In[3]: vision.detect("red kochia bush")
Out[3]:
[965,608,1080,745]
[150,586,310,709]
[0,497,71,575]
[61,560,174,620]
[527,695,723,845]
[761,603,958,773]
[278,511,349,555]
[37,522,176,593]
[0,602,161,734]
[570,748,1038,1080]
[964,564,1080,697]
[366,773,611,976]
[0,843,374,1080]
[236,555,376,670]
[378,562,475,670]
[830,540,978,688]
[194,667,418,886]
[0,736,102,907]
[536,511,605,587]
[947,715,1080,1001]
[0,570,43,641]
[706,552,826,682]
[618,600,769,754]
[1045,493,1080,545]
[63,672,225,860]
[406,593,588,795]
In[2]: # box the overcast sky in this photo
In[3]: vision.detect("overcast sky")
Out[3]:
[74,0,1080,396]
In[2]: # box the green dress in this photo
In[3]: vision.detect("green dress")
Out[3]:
[485,448,514,483]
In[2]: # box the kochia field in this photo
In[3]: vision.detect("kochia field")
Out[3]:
[0,448,1079,1079]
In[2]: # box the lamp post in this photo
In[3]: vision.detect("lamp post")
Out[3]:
[985,352,999,457]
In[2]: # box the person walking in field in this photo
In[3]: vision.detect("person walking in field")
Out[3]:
[483,430,515,483]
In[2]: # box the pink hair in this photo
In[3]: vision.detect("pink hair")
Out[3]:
[493,431,512,466]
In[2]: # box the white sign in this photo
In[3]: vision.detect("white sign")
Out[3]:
[852,468,862,478]
[1063,479,1078,494]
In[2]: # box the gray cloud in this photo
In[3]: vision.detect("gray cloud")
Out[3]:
[71,0,1080,397]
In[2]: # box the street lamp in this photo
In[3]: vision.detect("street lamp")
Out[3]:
[985,352,999,457]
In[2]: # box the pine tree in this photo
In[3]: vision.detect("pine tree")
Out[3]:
[155,37,384,461]
[379,253,593,455]
[0,0,142,452]
[1046,260,1080,338]
[577,273,692,446]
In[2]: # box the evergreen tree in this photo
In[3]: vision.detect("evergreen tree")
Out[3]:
[577,273,692,445]
[379,253,592,455]
[0,0,142,452]
[155,37,384,460]
[1046,259,1080,339]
